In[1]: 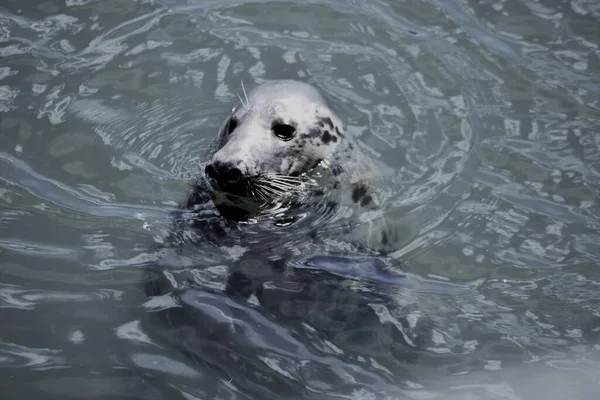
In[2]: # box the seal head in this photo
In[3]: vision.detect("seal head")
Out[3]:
[204,80,345,219]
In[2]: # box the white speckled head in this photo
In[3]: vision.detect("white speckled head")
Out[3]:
[205,80,345,197]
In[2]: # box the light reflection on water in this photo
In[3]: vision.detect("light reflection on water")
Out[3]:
[1,0,599,398]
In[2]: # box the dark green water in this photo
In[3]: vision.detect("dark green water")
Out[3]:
[1,0,600,399]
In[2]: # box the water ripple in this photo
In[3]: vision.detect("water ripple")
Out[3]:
[0,341,64,369]
[0,152,174,220]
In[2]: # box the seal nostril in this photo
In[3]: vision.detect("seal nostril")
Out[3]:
[225,167,242,183]
[205,164,217,179]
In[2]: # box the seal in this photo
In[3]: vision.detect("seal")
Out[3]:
[147,80,398,302]
[141,81,421,388]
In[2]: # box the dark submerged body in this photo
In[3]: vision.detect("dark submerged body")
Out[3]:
[142,187,426,399]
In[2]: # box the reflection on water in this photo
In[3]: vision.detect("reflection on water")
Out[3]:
[1,0,600,398]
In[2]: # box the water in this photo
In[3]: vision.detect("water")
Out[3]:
[1,0,600,398]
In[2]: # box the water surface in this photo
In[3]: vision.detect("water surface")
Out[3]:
[1,0,600,399]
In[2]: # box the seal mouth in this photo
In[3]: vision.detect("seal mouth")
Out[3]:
[207,173,310,202]
[204,159,324,222]
[207,173,312,222]
[205,174,253,198]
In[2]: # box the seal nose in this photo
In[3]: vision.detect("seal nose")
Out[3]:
[205,162,243,188]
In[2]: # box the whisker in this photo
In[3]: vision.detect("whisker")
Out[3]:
[252,184,269,201]
[260,178,316,195]
[246,180,255,198]
[256,189,281,201]
[254,180,280,192]
[261,184,288,198]
[255,187,269,201]
[265,174,316,186]
[268,176,318,189]
[236,92,246,108]
[263,178,302,187]
[249,172,320,203]
[241,80,249,107]
[257,179,296,192]
[265,173,302,180]
[265,181,298,190]
[268,178,301,186]
[258,183,284,194]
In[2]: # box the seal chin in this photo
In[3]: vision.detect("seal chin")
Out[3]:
[207,178,251,198]
[214,202,258,221]
[210,188,266,221]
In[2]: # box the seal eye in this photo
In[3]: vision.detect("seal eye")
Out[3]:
[272,122,296,141]
[226,117,237,135]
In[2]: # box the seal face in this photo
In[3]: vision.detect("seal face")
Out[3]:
[202,80,347,219]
